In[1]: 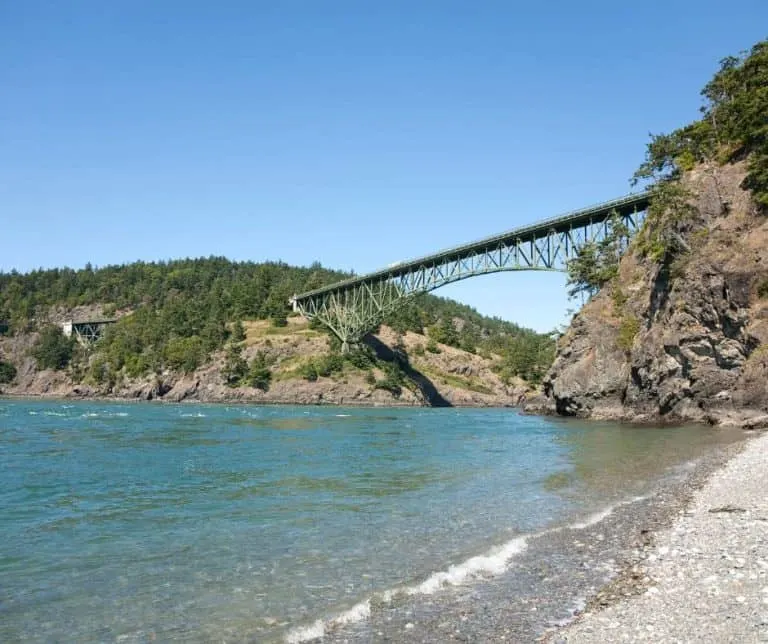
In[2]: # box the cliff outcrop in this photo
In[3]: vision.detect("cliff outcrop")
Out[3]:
[535,162,768,427]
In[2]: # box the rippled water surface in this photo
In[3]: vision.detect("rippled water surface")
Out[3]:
[0,400,741,642]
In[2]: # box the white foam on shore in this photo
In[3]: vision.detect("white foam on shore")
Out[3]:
[285,619,325,643]
[569,506,616,530]
[568,495,648,530]
[285,494,652,642]
[285,602,371,643]
[408,535,528,595]
[284,535,527,642]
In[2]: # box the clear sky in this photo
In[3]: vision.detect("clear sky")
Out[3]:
[2,2,766,332]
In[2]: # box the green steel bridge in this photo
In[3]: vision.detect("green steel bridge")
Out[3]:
[290,191,651,350]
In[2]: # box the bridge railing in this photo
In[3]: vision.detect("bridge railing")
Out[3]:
[291,190,651,304]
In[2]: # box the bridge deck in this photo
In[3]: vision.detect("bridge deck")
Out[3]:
[293,191,651,302]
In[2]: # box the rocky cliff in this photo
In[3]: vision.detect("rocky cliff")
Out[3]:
[533,162,768,427]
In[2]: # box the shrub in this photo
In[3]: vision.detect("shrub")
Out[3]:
[757,278,768,299]
[426,338,441,354]
[164,335,205,373]
[315,352,344,377]
[344,348,373,370]
[223,344,248,386]
[32,325,74,370]
[0,359,16,383]
[617,315,641,352]
[247,351,272,391]
[301,362,318,382]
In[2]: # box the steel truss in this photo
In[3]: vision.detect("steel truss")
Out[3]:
[291,192,650,349]
[71,320,116,344]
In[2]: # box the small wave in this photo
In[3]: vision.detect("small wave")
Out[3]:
[568,495,648,531]
[81,411,130,418]
[43,411,67,417]
[285,601,371,644]
[285,535,527,642]
[28,411,39,416]
[569,507,615,530]
[181,412,206,418]
[335,414,351,418]
[407,536,528,595]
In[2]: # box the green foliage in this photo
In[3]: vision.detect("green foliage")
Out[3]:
[315,352,344,377]
[757,278,768,299]
[222,343,248,386]
[300,362,318,382]
[617,315,641,352]
[230,320,246,343]
[31,325,74,370]
[373,362,405,397]
[344,348,374,370]
[0,359,16,383]
[425,337,441,354]
[635,39,768,208]
[566,213,630,298]
[247,351,272,391]
[164,335,204,373]
[0,255,555,386]
[611,287,628,310]
[0,258,349,379]
[300,351,345,381]
[384,301,423,335]
[493,332,555,385]
[634,182,695,263]
[428,318,460,347]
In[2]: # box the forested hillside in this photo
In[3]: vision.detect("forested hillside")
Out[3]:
[0,257,554,392]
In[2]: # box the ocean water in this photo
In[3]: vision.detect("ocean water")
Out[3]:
[0,400,741,642]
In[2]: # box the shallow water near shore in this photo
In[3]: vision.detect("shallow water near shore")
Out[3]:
[0,400,745,642]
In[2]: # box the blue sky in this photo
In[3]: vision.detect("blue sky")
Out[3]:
[2,2,766,332]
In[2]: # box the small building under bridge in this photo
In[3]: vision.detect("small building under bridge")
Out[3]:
[62,318,117,344]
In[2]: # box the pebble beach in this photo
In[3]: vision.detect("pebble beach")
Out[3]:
[556,430,768,643]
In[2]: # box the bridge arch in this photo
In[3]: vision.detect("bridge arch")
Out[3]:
[290,192,650,349]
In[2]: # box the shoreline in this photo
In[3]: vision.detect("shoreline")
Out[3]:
[313,430,753,643]
[551,428,768,643]
[0,392,516,409]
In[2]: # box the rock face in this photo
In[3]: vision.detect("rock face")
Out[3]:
[537,162,768,426]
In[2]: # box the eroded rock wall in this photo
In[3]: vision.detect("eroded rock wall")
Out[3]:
[538,162,768,426]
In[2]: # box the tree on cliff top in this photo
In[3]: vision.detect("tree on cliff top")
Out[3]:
[634,39,768,207]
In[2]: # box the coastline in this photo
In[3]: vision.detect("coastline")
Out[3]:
[551,428,768,643]
[0,391,516,408]
[311,430,753,643]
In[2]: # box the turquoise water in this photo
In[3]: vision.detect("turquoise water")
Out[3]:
[0,400,740,642]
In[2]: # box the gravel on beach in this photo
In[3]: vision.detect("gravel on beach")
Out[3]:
[556,431,768,643]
